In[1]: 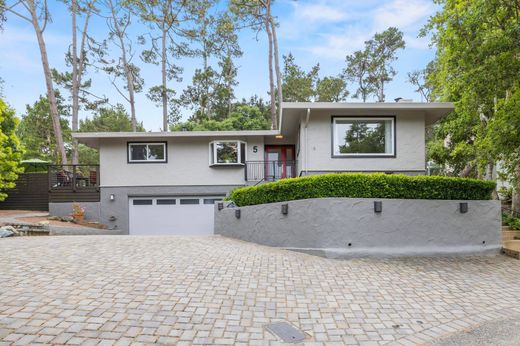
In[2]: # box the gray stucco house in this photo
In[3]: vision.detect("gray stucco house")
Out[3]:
[65,101,453,235]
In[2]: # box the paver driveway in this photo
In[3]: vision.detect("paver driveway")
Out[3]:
[1,236,520,346]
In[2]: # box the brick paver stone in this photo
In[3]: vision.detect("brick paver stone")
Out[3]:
[1,235,520,345]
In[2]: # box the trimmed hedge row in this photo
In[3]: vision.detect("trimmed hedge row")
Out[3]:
[229,173,496,207]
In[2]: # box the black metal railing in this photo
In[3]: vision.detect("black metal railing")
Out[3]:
[245,160,297,182]
[48,165,100,192]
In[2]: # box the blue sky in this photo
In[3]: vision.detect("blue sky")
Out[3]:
[0,0,437,131]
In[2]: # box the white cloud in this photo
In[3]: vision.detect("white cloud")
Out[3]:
[295,3,348,23]
[304,26,368,60]
[282,0,435,62]
[373,0,434,30]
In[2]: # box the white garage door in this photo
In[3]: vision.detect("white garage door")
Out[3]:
[129,196,223,235]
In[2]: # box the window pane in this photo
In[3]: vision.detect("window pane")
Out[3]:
[203,198,221,205]
[335,119,393,155]
[130,145,147,161]
[210,143,215,164]
[133,199,153,205]
[180,198,200,205]
[148,144,165,161]
[156,199,176,205]
[240,142,246,164]
[216,142,238,163]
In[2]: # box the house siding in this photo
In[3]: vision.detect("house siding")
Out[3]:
[99,136,265,187]
[301,109,426,174]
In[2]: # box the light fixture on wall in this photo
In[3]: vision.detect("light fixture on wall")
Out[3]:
[217,202,224,211]
[109,194,115,201]
[275,135,284,139]
[374,201,382,213]
[235,209,241,219]
[281,204,289,215]
[459,202,468,213]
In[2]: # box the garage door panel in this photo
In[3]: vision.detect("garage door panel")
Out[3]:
[129,196,221,235]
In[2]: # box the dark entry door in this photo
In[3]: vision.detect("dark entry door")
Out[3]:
[264,145,295,181]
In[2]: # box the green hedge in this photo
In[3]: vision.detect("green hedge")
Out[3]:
[229,173,496,207]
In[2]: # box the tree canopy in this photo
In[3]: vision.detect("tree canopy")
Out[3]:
[0,98,23,201]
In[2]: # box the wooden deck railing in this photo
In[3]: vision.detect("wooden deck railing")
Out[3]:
[48,165,100,192]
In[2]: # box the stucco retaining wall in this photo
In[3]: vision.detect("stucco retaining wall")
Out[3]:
[49,202,101,222]
[215,198,502,258]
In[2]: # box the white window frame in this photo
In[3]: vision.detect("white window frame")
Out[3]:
[332,116,395,157]
[209,140,247,166]
[128,142,167,163]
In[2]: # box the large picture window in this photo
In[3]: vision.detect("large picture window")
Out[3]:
[209,141,246,165]
[128,142,167,163]
[332,117,395,157]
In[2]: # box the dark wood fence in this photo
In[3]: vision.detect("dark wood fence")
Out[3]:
[0,173,49,211]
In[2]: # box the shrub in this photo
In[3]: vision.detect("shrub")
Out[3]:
[503,213,520,230]
[229,173,496,207]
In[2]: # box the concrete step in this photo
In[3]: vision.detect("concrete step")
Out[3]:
[503,229,520,242]
[502,240,520,260]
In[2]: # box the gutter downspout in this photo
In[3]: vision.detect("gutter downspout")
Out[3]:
[304,108,310,176]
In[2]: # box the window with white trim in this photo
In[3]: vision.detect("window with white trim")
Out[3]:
[128,142,167,163]
[332,117,395,157]
[209,141,246,165]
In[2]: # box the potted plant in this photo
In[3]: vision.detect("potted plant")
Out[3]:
[71,203,85,222]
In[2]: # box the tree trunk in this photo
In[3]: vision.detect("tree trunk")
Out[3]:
[379,75,385,102]
[512,168,520,217]
[29,0,67,164]
[265,8,276,130]
[161,26,168,132]
[459,163,474,177]
[71,0,79,164]
[270,16,282,129]
[109,0,136,132]
[513,188,520,217]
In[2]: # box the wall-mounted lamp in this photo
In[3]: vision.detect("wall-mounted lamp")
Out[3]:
[217,202,224,211]
[108,215,117,221]
[459,202,468,214]
[235,209,241,219]
[109,194,115,201]
[374,201,383,213]
[281,203,289,215]
[275,135,284,139]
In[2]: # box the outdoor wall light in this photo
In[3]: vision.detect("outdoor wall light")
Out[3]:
[459,202,468,214]
[374,201,383,213]
[109,194,115,201]
[217,202,224,211]
[281,203,289,215]
[235,209,241,219]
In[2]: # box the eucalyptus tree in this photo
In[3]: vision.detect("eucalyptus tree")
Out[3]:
[132,0,192,131]
[230,0,281,129]
[0,0,67,163]
[96,0,143,132]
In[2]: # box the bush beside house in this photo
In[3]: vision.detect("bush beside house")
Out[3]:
[229,173,496,207]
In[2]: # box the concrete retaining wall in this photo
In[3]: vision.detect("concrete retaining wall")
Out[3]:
[215,198,502,258]
[49,202,101,222]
